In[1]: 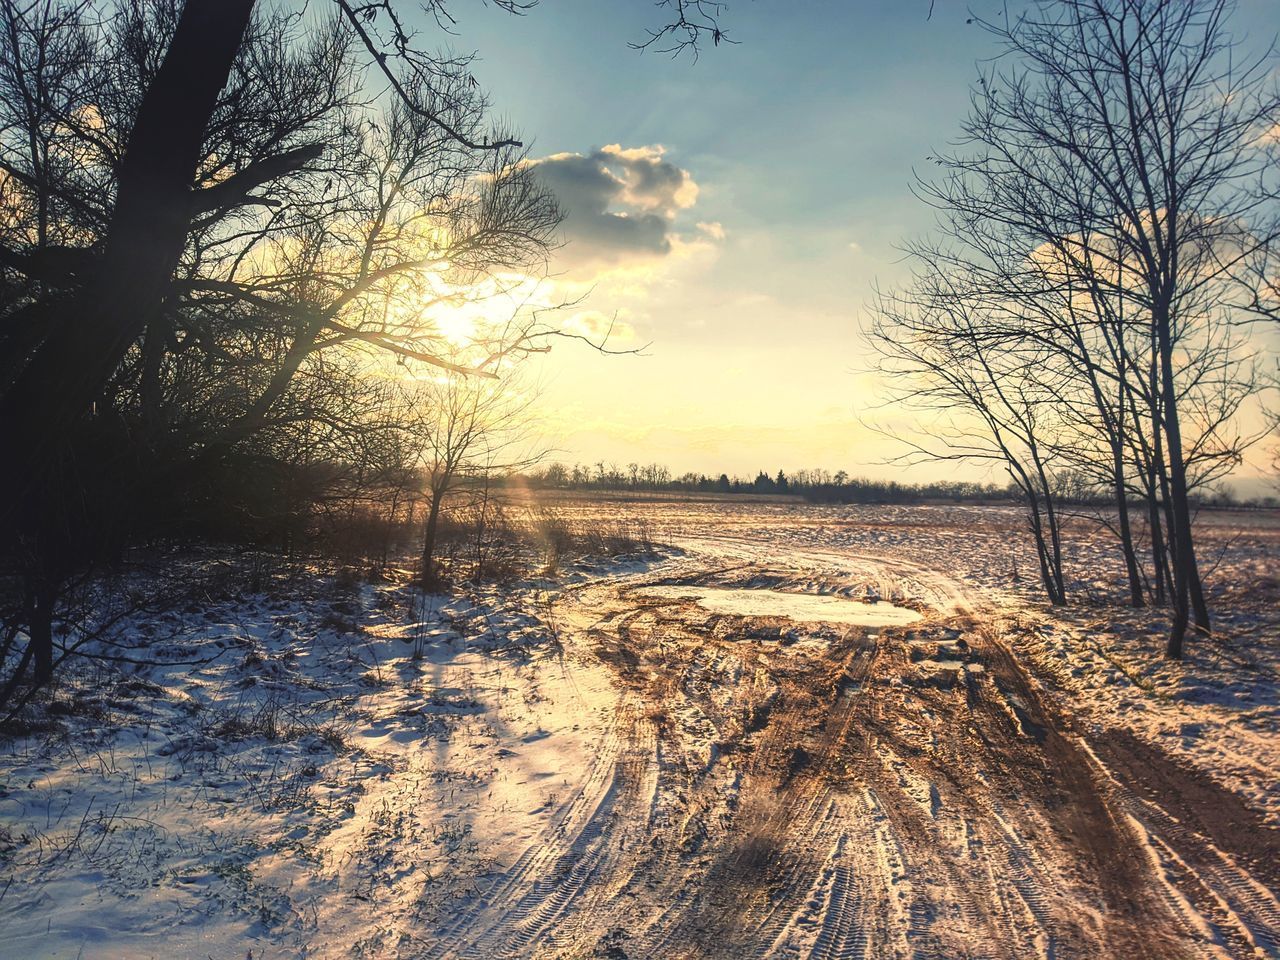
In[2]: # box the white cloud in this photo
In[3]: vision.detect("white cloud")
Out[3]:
[527,144,712,279]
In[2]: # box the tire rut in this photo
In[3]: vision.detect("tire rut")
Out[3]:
[408,547,1272,959]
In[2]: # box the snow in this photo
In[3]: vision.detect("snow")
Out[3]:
[0,560,655,958]
[541,494,1279,826]
[635,585,923,626]
[1,496,1276,957]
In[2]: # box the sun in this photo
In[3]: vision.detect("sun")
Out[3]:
[418,272,557,348]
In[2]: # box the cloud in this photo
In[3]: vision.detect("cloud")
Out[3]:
[528,144,704,277]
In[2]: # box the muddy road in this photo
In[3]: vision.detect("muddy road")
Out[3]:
[422,537,1280,959]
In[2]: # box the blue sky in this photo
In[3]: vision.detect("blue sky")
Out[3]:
[408,0,1279,484]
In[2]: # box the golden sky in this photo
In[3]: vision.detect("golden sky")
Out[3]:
[416,0,1279,490]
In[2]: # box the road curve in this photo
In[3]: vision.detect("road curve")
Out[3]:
[417,536,1280,960]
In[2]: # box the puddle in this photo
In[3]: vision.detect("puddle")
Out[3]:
[638,585,923,627]
[917,658,984,676]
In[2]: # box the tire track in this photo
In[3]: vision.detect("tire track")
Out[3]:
[420,706,654,959]
[1077,734,1280,958]
[411,537,1271,958]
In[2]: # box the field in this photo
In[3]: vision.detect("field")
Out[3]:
[1,495,1277,959]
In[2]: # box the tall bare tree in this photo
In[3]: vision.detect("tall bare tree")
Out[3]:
[874,0,1277,657]
[870,273,1071,606]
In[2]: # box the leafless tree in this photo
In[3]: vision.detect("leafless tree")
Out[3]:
[407,362,541,587]
[869,273,1071,605]
[0,0,737,480]
[0,0,557,693]
[874,0,1277,657]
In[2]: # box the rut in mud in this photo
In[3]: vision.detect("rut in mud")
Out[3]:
[423,546,1280,960]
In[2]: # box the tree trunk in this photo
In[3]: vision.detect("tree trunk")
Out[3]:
[420,492,443,587]
[1157,427,1180,591]
[1043,496,1066,606]
[0,0,257,498]
[1156,301,1207,657]
[1142,346,1172,607]
[1028,448,1066,606]
[1147,472,1169,606]
[1025,491,1065,606]
[1111,444,1144,607]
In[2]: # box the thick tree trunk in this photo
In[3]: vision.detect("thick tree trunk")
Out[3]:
[0,1,256,698]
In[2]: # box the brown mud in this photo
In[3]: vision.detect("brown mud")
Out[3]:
[423,558,1279,959]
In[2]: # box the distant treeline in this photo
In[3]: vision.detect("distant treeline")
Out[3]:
[521,462,1021,503]
[519,463,1276,509]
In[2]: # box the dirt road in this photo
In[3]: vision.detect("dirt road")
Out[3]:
[421,536,1280,959]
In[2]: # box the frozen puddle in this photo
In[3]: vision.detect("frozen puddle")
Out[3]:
[639,585,923,626]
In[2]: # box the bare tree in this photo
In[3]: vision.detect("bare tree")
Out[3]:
[870,273,1071,605]
[408,363,540,587]
[0,0,555,696]
[875,0,1278,657]
[990,0,1274,656]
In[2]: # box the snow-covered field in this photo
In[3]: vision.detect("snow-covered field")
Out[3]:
[1,496,1276,958]
[552,495,1280,823]
[0,557,654,958]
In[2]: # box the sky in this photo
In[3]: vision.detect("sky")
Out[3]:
[410,0,1278,486]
